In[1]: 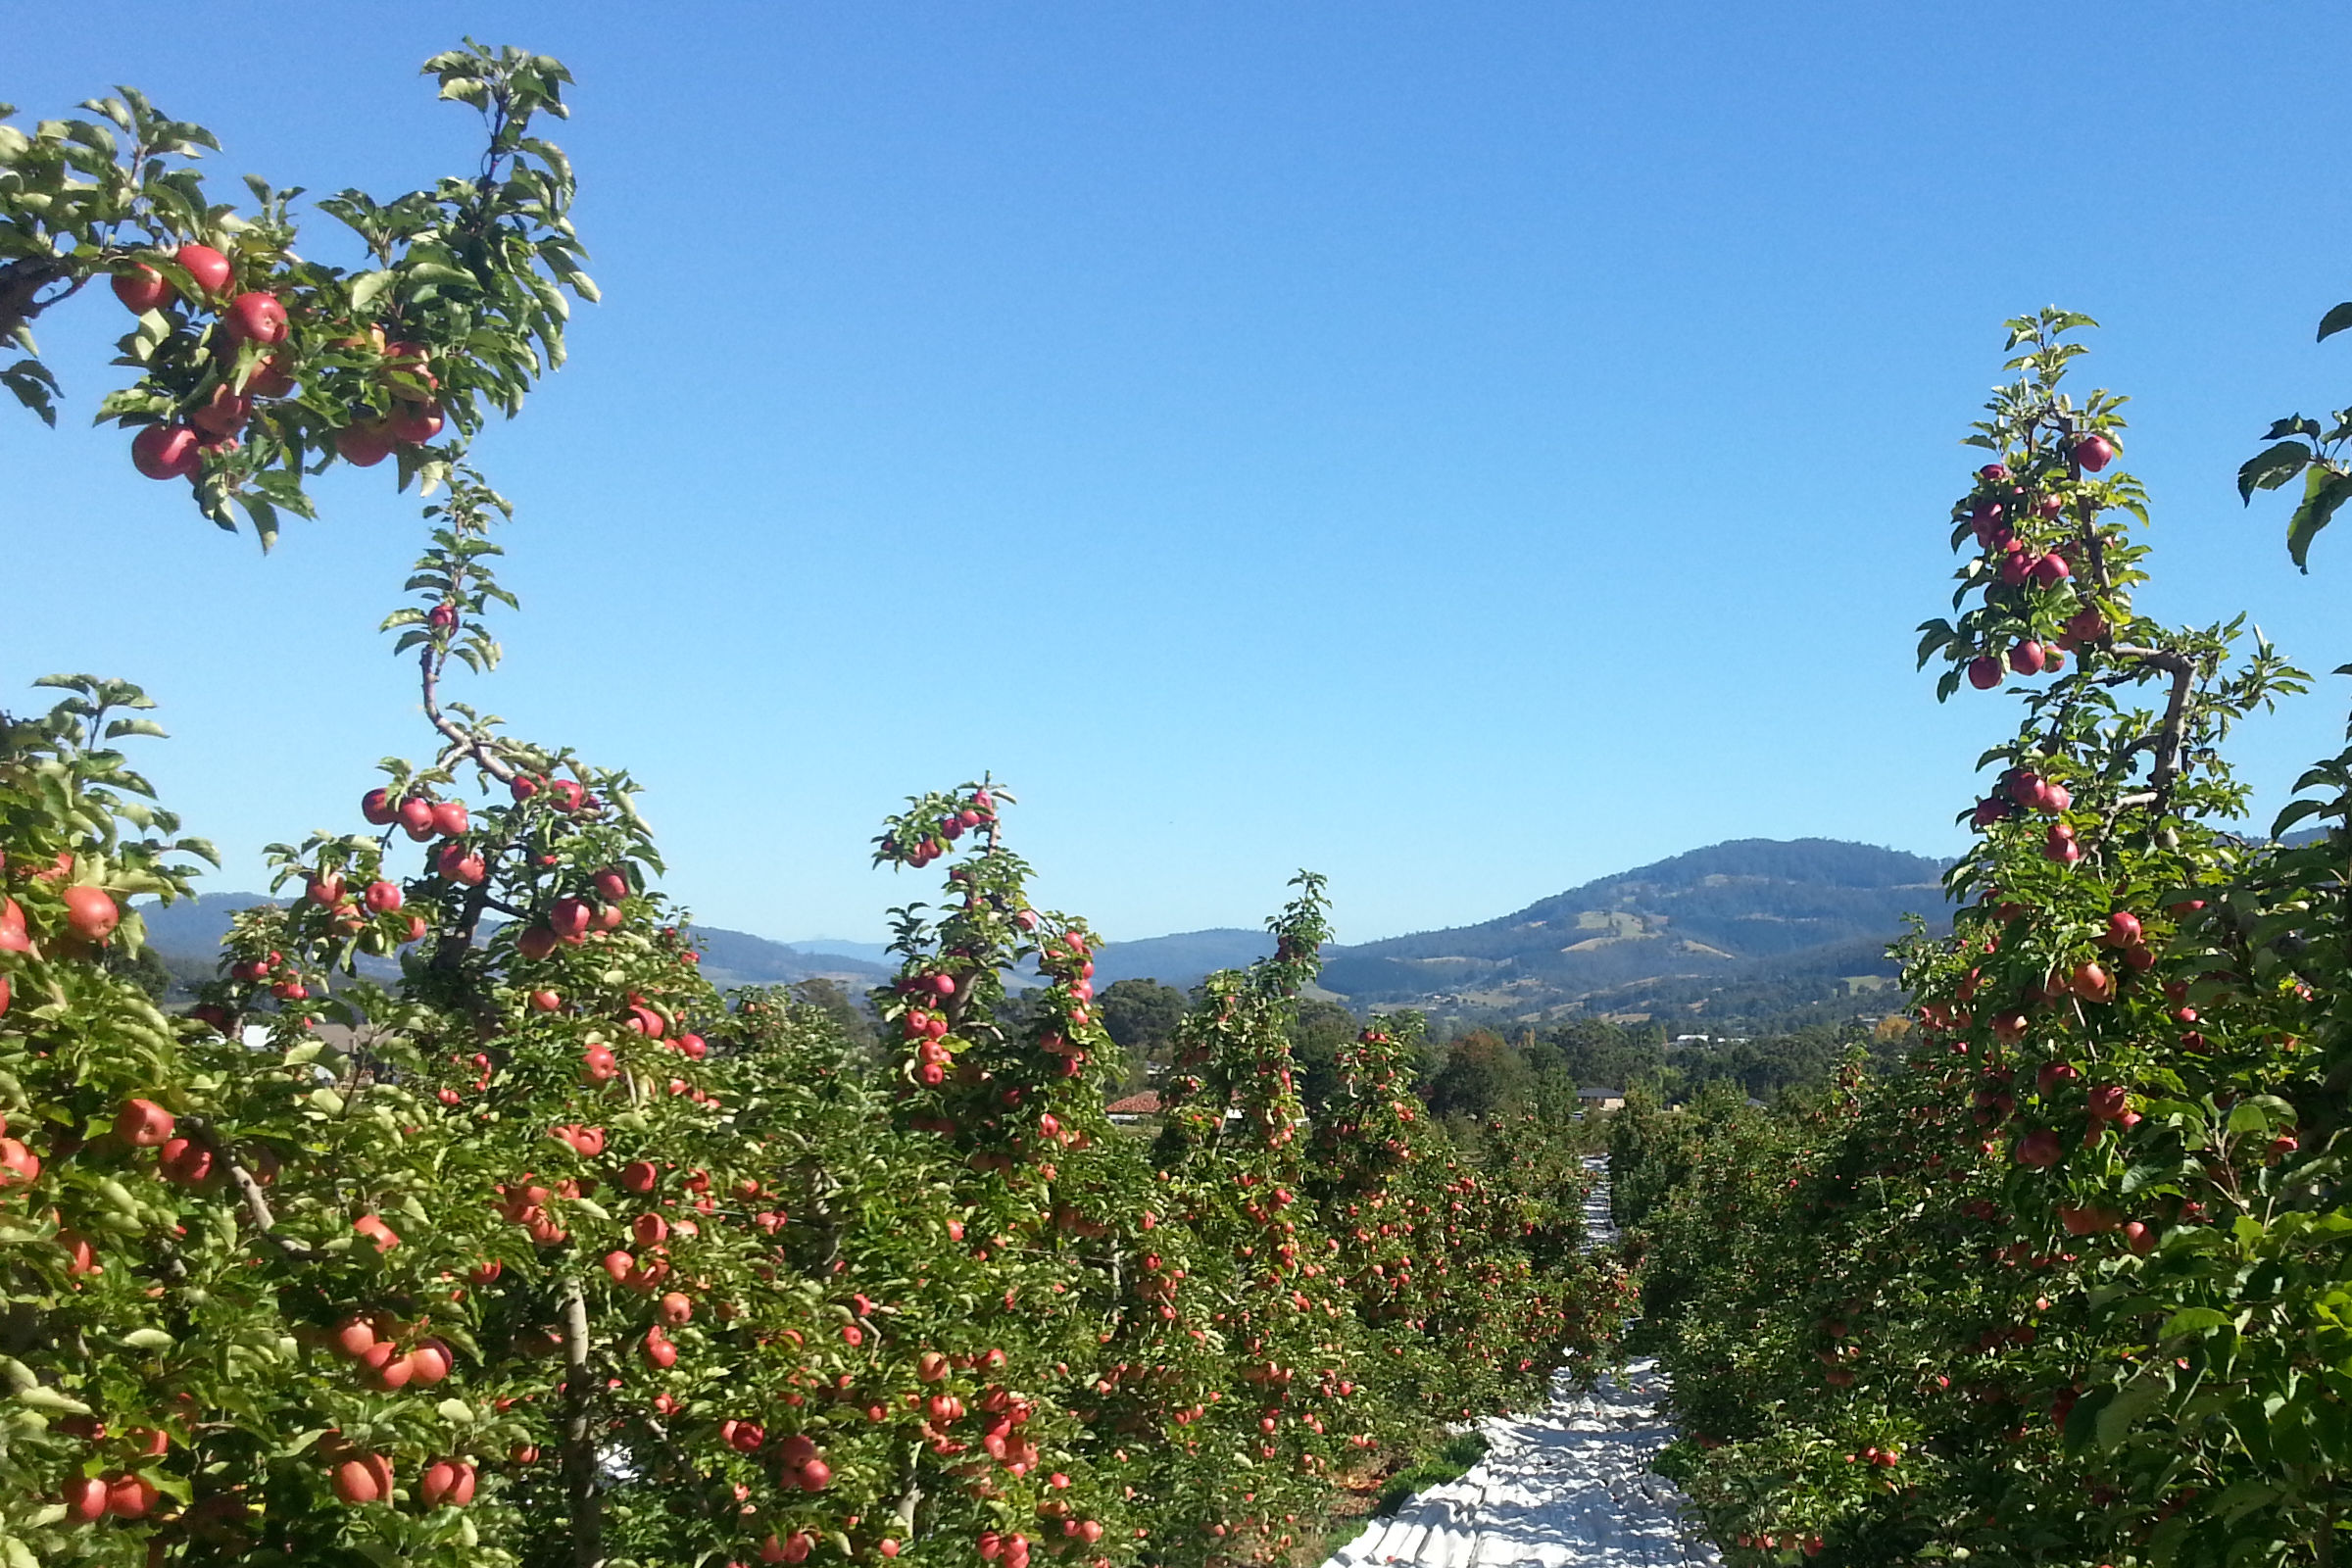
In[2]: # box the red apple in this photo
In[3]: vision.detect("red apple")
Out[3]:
[2102,910,2142,948]
[2030,553,2072,587]
[420,1457,475,1507]
[517,925,559,961]
[116,1098,174,1148]
[189,383,252,438]
[131,423,202,480]
[222,292,288,345]
[337,421,395,467]
[159,1136,215,1186]
[113,263,175,313]
[388,400,445,445]
[247,353,297,399]
[361,788,398,825]
[354,1214,401,1252]
[2015,1129,2063,1168]
[550,897,591,940]
[431,801,469,837]
[106,1475,159,1519]
[398,798,436,838]
[408,1339,454,1384]
[364,880,403,914]
[2077,433,2115,472]
[2007,640,2045,675]
[643,1327,677,1369]
[175,243,233,294]
[659,1291,693,1326]
[529,989,562,1013]
[331,1455,389,1505]
[334,1316,377,1358]
[67,1476,110,1522]
[1967,656,2002,691]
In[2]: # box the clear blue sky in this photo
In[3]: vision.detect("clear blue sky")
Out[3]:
[8,2,2349,947]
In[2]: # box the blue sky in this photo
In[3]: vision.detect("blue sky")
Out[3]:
[7,2,2349,947]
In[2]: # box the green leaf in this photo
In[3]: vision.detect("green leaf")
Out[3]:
[436,1397,474,1424]
[2319,301,2352,341]
[2287,466,2352,571]
[2097,1375,2168,1448]
[2236,441,2309,502]
[122,1328,174,1350]
[2162,1306,2230,1338]
[350,270,397,312]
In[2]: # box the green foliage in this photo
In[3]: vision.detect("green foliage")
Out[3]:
[1632,317,2352,1567]
[0,43,592,543]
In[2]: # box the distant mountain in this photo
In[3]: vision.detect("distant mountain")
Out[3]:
[787,938,896,967]
[1316,839,1951,1022]
[691,929,893,991]
[135,838,1950,1028]
[136,895,893,995]
[138,891,279,954]
[1089,928,1275,991]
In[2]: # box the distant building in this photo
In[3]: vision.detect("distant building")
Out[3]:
[1576,1087,1626,1112]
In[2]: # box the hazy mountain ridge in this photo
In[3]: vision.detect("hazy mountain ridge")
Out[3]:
[132,839,1953,1017]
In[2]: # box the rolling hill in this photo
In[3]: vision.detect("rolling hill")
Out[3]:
[1314,838,1951,1020]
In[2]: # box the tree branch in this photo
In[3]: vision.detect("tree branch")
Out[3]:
[559,1276,606,1568]
[181,1116,315,1260]
[2110,645,2196,801]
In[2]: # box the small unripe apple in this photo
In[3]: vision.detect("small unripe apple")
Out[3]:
[131,423,202,480]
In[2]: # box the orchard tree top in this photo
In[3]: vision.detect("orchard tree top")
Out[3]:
[0,40,592,544]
